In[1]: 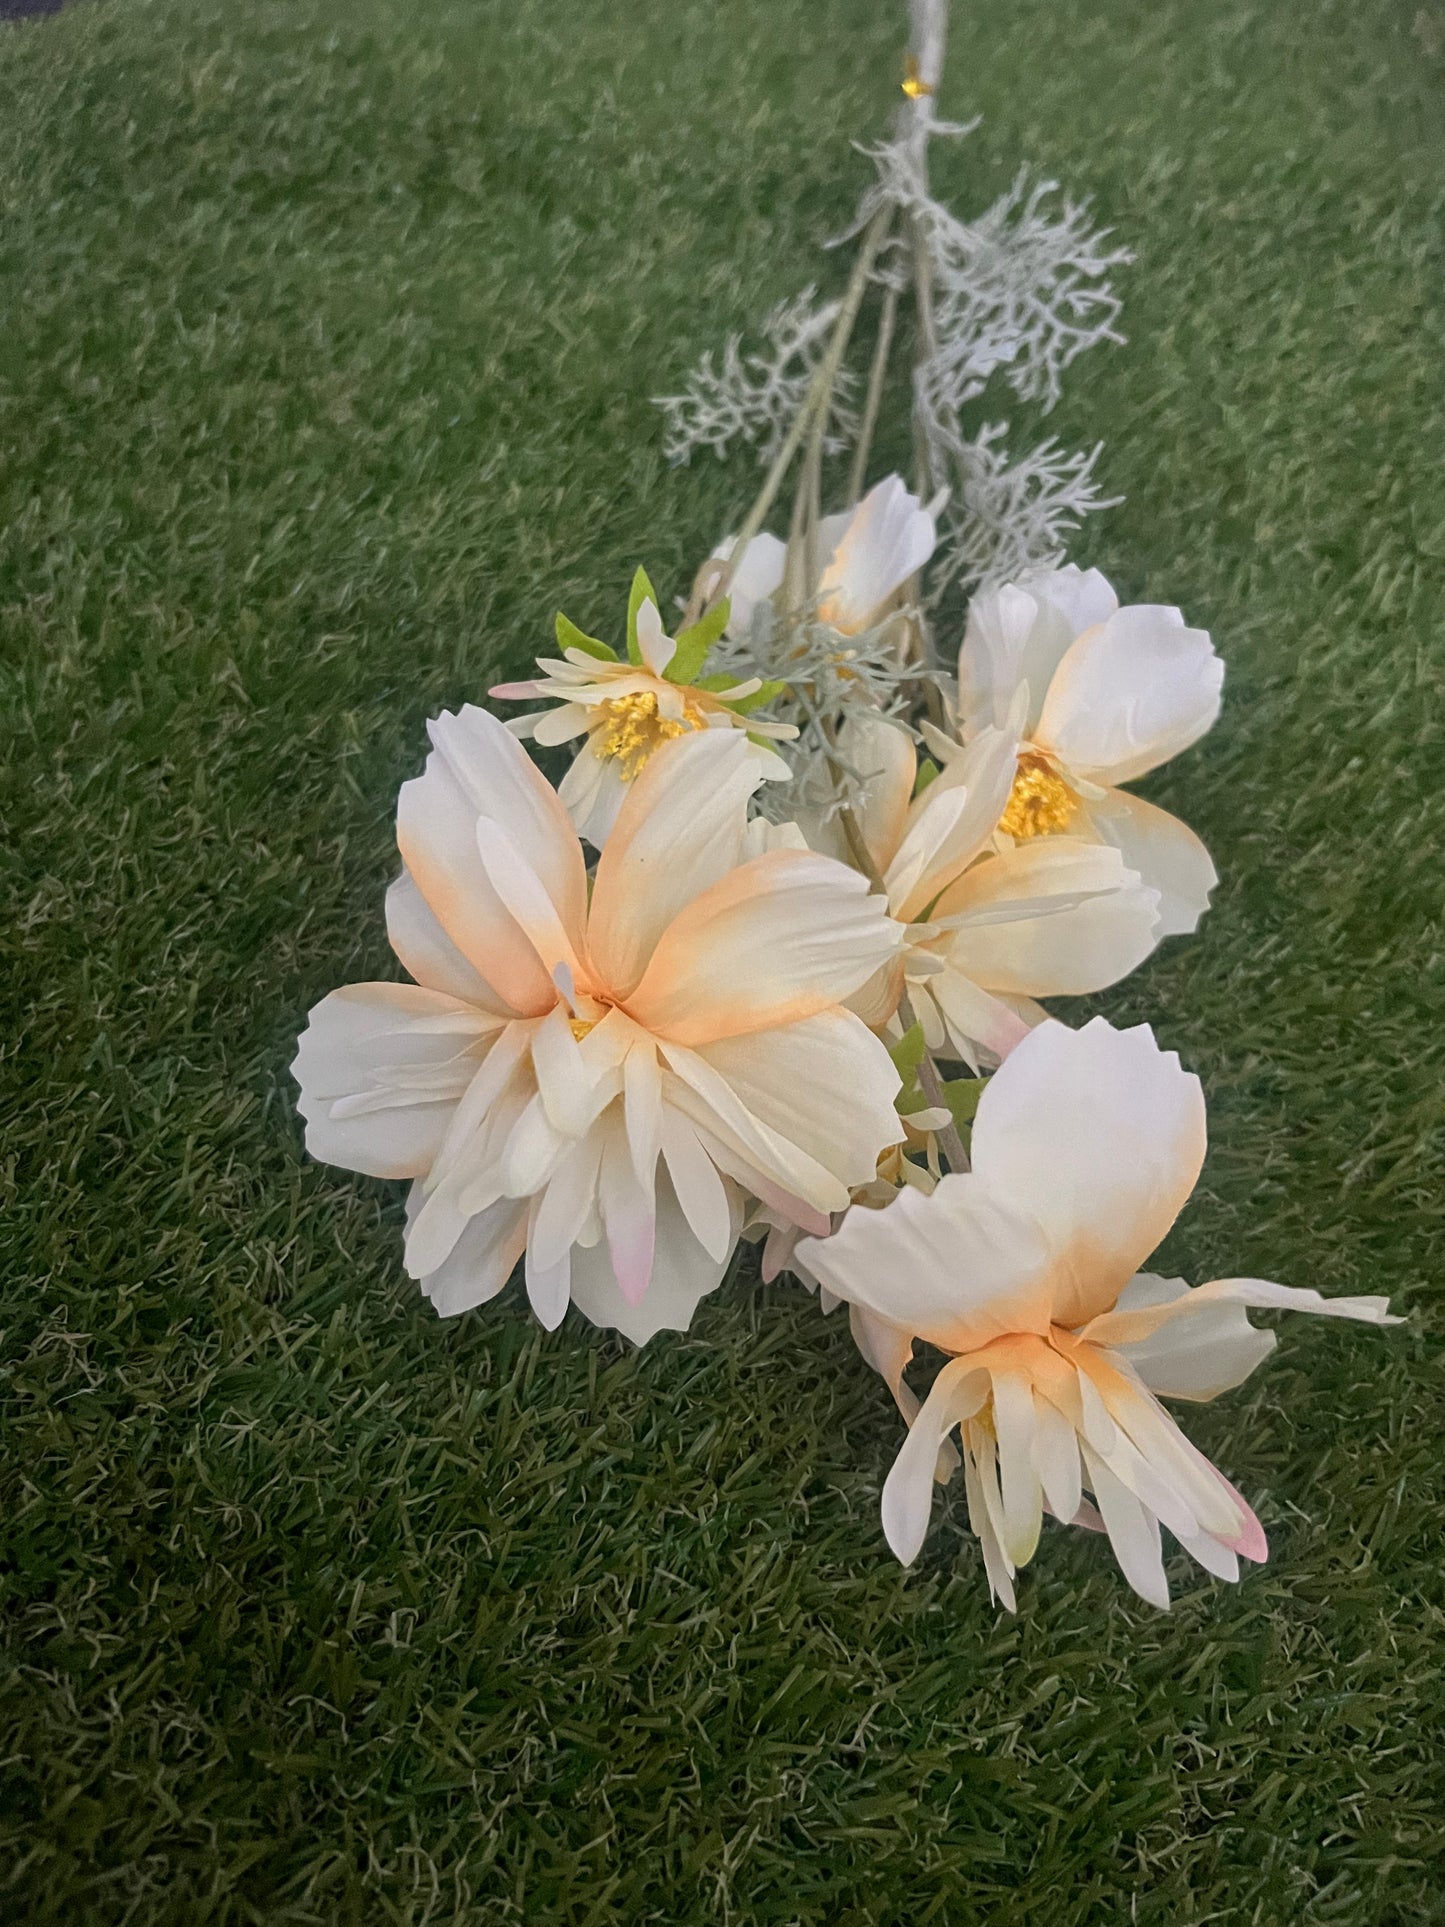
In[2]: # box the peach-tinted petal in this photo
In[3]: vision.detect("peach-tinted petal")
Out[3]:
[626,849,902,1045]
[798,1173,1054,1356]
[686,1009,903,1198]
[385,867,512,1011]
[426,704,589,941]
[1077,787,1218,939]
[969,1017,1206,1327]
[931,837,1160,996]
[588,730,760,997]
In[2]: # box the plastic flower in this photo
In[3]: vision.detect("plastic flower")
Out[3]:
[807,711,1161,1065]
[958,566,1224,936]
[798,1017,1398,1609]
[717,473,937,638]
[294,714,904,1345]
[491,568,797,847]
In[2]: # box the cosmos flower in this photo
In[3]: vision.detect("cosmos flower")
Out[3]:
[716,473,937,639]
[294,713,904,1345]
[491,570,797,847]
[958,566,1224,936]
[797,1017,1398,1609]
[805,711,1161,1065]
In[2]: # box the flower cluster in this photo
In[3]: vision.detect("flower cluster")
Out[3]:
[293,8,1397,1613]
[295,473,1398,1611]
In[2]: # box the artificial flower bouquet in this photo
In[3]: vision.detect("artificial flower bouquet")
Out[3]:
[292,0,1397,1612]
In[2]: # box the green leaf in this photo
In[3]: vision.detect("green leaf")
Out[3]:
[555,611,616,662]
[722,678,788,715]
[889,1023,927,1082]
[625,565,659,666]
[942,1076,987,1134]
[668,596,730,684]
[913,756,940,796]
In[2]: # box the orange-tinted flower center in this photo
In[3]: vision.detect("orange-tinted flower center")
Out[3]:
[998,752,1078,839]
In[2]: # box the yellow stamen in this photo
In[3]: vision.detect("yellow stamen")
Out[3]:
[568,1018,595,1042]
[998,753,1078,839]
[593,690,705,780]
[902,52,933,98]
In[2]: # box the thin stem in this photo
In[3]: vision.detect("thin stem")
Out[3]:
[707,203,894,610]
[846,280,899,506]
[897,990,970,1174]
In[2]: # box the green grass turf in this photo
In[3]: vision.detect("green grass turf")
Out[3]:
[2,0,1443,1918]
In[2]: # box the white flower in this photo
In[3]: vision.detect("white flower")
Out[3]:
[293,714,905,1345]
[492,574,796,848]
[804,711,1161,1066]
[798,1018,1398,1610]
[718,473,937,639]
[958,566,1224,935]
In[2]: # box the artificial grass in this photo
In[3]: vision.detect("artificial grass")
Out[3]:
[1,0,1442,1919]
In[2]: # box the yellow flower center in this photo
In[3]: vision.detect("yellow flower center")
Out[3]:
[594,690,705,780]
[568,1017,595,1042]
[998,753,1078,839]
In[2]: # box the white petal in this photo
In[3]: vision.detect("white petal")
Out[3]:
[410,1189,528,1318]
[531,704,594,748]
[880,1357,988,1564]
[293,983,492,1180]
[1031,1392,1082,1524]
[558,743,629,850]
[528,1129,607,1271]
[683,1009,903,1198]
[832,711,916,873]
[934,838,1160,996]
[969,1017,1206,1328]
[797,1173,1053,1356]
[587,730,760,997]
[626,849,903,1045]
[623,1039,664,1188]
[567,1170,739,1344]
[1037,604,1223,787]
[1083,1273,1400,1350]
[958,567,1116,739]
[525,1210,572,1330]
[816,476,935,634]
[659,1043,849,1223]
[917,966,1032,1067]
[660,1109,733,1262]
[991,1372,1044,1565]
[530,1004,597,1138]
[1079,788,1218,939]
[1082,1446,1171,1609]
[716,531,787,637]
[634,598,677,676]
[473,813,584,982]
[885,725,1019,923]
[1103,1273,1276,1401]
[396,705,586,1014]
